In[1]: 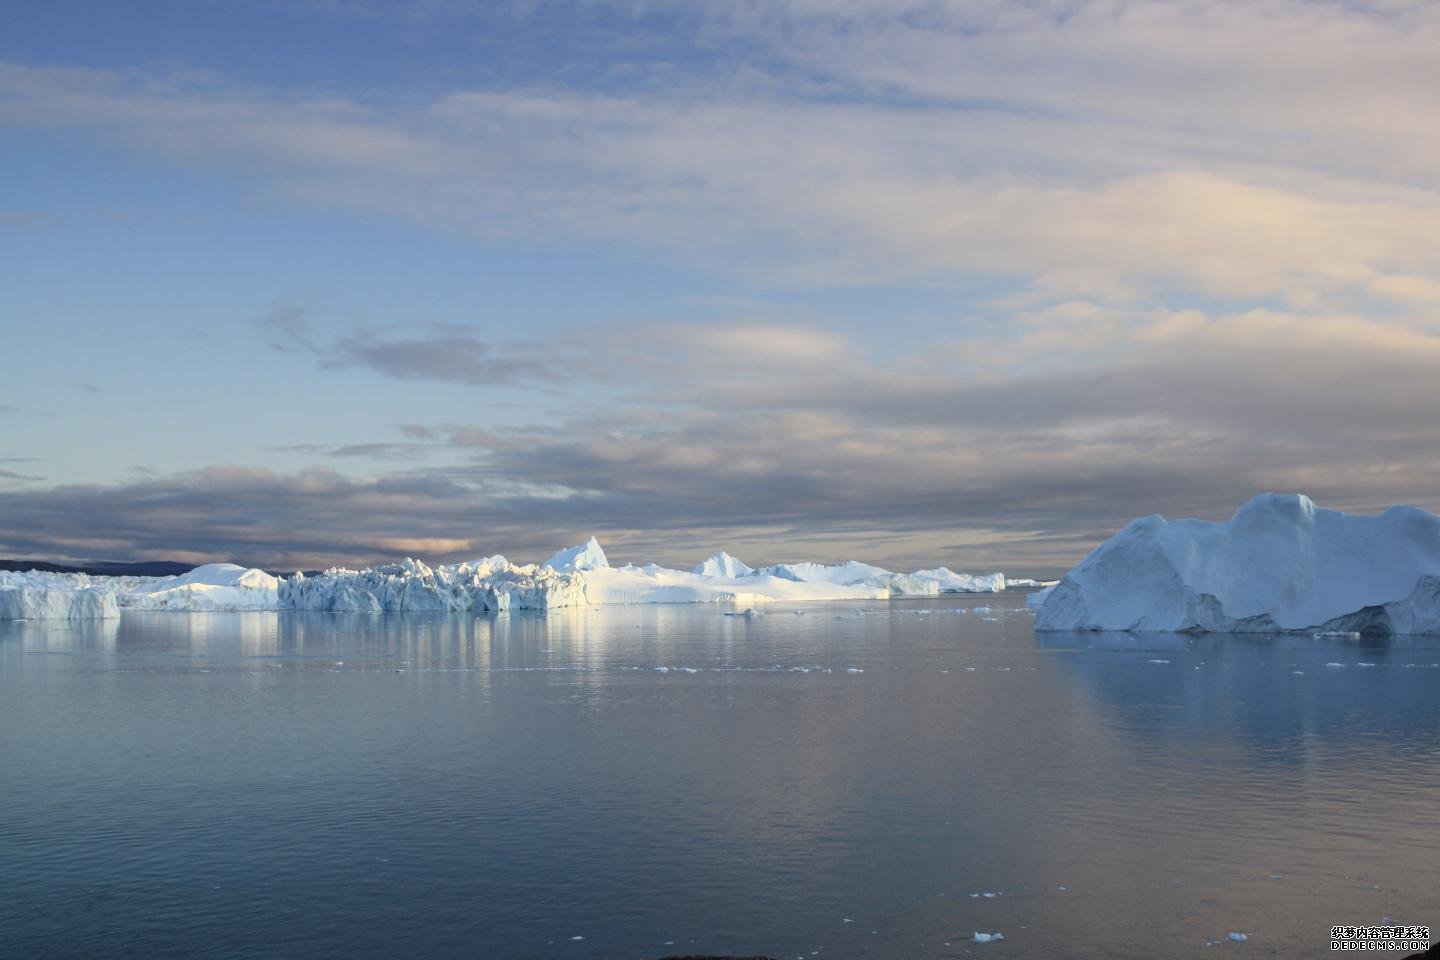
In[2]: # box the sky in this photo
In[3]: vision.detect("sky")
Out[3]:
[2,0,1439,576]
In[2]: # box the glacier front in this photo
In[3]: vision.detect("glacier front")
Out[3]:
[1034,493,1440,635]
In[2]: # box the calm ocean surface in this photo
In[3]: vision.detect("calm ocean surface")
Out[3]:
[3,596,1438,959]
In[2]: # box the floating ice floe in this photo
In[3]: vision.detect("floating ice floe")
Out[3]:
[973,931,1004,943]
[1035,493,1440,635]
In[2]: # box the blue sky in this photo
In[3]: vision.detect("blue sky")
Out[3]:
[3,1,1440,574]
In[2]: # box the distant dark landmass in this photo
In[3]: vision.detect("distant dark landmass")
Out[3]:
[0,558,200,577]
[0,559,316,578]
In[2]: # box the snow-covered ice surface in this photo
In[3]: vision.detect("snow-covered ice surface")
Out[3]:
[543,536,609,573]
[692,551,755,578]
[1036,493,1440,635]
[121,563,279,611]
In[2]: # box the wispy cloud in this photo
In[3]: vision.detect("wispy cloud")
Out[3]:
[4,3,1439,307]
[260,306,559,385]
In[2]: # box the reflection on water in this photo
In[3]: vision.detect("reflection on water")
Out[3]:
[2,601,1436,959]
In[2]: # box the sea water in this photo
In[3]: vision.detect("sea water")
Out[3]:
[3,597,1437,958]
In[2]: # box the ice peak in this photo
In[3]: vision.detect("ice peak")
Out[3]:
[544,536,609,572]
[693,551,755,578]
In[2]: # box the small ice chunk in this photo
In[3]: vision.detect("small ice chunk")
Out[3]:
[973,931,1004,943]
[846,667,864,674]
[653,666,670,673]
[1227,932,1248,943]
[1147,659,1171,664]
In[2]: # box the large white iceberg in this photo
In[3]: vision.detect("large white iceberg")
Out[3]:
[121,563,279,611]
[1035,493,1440,635]
[280,556,587,612]
[0,570,119,620]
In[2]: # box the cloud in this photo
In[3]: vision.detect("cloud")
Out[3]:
[260,307,559,385]
[325,326,556,384]
[5,3,1440,308]
[0,209,51,227]
[272,442,434,461]
[4,312,1438,573]
[4,5,1440,570]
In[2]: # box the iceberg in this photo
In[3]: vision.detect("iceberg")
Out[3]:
[1035,493,1440,635]
[584,562,888,605]
[756,559,893,585]
[912,567,1007,593]
[693,551,756,578]
[0,570,119,620]
[0,538,1019,617]
[755,559,1006,595]
[121,563,279,611]
[542,536,608,573]
[280,556,587,612]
